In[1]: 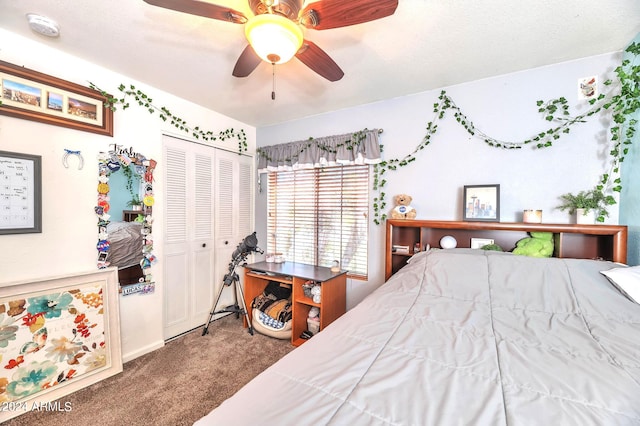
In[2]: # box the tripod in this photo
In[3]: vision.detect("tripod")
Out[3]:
[202,252,254,336]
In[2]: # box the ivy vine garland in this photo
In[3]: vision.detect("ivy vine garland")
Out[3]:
[252,42,638,225]
[120,163,142,205]
[371,41,640,224]
[14,41,631,227]
[89,83,248,153]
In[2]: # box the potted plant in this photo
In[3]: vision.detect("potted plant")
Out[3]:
[127,194,143,211]
[122,164,142,208]
[556,189,614,224]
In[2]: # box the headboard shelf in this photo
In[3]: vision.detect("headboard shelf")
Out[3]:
[385,219,628,280]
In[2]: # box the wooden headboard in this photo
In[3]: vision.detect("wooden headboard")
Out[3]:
[385,219,628,280]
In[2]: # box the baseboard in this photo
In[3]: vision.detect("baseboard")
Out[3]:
[122,340,165,363]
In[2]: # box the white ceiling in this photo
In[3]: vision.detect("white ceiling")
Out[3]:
[1,0,639,128]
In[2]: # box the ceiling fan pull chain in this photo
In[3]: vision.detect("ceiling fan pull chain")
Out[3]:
[272,63,276,100]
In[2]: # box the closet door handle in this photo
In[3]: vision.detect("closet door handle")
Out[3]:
[202,243,206,248]
[224,241,229,245]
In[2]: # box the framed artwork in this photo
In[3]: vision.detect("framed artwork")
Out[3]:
[0,60,113,136]
[0,268,122,422]
[463,184,500,222]
[0,151,42,235]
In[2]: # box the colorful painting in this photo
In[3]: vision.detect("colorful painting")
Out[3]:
[0,269,121,421]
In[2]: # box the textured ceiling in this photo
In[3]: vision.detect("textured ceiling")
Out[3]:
[1,0,639,127]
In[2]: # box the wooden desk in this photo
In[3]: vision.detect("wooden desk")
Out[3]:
[243,261,347,346]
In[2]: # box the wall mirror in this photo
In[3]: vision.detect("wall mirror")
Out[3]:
[96,145,156,295]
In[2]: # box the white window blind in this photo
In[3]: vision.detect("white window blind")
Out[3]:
[267,165,369,278]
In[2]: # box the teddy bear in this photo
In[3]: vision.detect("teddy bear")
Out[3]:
[390,194,417,219]
[512,232,554,258]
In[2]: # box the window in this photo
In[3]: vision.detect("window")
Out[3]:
[267,165,369,278]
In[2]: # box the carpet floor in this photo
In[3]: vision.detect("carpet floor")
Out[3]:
[4,314,295,426]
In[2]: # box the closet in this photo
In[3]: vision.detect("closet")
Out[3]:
[163,135,253,339]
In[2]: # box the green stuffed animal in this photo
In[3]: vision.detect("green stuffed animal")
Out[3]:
[512,232,554,258]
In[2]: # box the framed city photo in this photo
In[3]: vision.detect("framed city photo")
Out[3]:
[463,184,500,222]
[0,60,113,136]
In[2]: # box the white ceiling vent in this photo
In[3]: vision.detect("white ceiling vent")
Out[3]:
[26,14,60,38]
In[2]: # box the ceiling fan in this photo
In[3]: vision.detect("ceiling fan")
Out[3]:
[142,0,399,82]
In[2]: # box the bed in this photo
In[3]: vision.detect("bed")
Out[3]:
[196,248,640,425]
[106,221,144,285]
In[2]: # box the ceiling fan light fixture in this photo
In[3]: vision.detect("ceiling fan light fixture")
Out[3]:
[245,14,303,65]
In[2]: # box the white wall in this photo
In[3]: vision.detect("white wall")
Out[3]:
[257,51,622,308]
[0,30,256,361]
[619,33,640,266]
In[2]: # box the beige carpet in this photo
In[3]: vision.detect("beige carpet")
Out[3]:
[4,314,295,426]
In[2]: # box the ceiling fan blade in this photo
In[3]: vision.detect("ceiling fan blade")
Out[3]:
[232,45,262,78]
[295,41,344,82]
[299,0,398,30]
[143,0,248,24]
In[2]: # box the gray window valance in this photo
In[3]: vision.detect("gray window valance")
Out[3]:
[257,128,382,173]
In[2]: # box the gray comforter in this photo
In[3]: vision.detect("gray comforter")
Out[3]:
[106,221,143,267]
[196,249,640,425]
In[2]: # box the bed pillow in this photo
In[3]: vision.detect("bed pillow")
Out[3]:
[600,265,640,304]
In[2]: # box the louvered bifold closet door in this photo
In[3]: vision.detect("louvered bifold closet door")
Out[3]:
[163,142,191,338]
[215,155,234,248]
[213,149,255,311]
[163,135,217,340]
[192,153,215,324]
[238,159,253,240]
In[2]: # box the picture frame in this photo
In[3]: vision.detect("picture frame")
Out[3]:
[463,184,500,222]
[470,238,495,249]
[0,268,122,422]
[0,60,113,136]
[0,150,42,234]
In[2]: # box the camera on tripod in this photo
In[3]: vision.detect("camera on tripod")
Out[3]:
[232,231,262,259]
[224,232,263,285]
[203,232,263,336]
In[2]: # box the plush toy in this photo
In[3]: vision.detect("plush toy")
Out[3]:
[311,285,322,304]
[512,232,554,258]
[390,194,417,219]
[308,306,320,319]
[307,306,320,335]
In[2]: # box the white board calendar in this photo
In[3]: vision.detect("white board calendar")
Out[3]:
[0,151,41,234]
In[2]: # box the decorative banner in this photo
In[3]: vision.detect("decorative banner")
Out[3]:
[120,282,155,296]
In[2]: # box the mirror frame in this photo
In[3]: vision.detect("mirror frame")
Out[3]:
[96,146,156,294]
